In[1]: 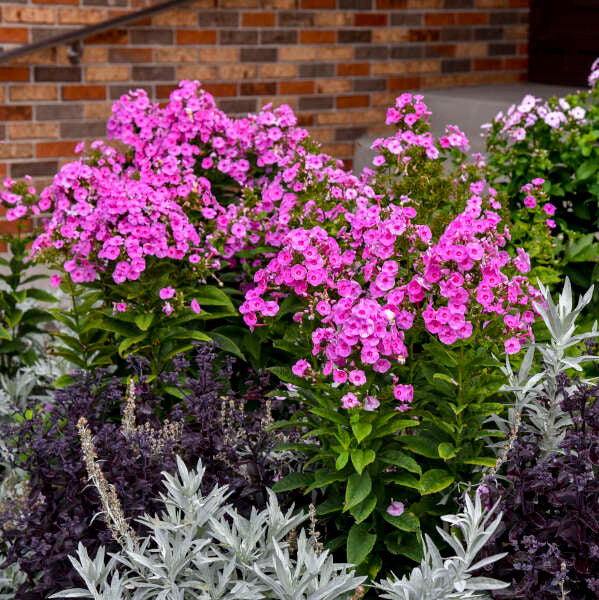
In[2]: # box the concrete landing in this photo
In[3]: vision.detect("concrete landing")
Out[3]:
[354,83,580,171]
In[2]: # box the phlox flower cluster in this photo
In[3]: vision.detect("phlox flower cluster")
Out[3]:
[520,178,556,229]
[242,107,541,411]
[414,180,541,356]
[481,58,599,144]
[0,81,318,297]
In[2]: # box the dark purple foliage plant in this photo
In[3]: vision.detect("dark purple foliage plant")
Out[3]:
[0,344,297,600]
[477,280,599,600]
[480,376,599,600]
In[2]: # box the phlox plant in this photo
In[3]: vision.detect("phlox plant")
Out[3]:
[0,82,319,379]
[484,58,599,313]
[240,94,543,578]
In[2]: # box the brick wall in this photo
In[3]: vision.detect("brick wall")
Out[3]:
[0,0,530,189]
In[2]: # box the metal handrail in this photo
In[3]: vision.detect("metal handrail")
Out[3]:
[0,0,194,63]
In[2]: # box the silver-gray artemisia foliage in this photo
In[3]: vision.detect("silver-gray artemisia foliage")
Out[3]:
[51,457,366,600]
[496,278,598,459]
[374,493,508,600]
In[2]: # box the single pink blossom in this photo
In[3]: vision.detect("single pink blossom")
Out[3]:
[190,299,202,314]
[386,500,404,517]
[159,286,175,300]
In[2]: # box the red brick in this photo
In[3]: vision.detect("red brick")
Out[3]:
[241,81,276,96]
[36,140,78,158]
[297,114,314,126]
[0,164,5,179]
[473,58,502,70]
[509,0,529,5]
[300,30,336,44]
[376,0,407,7]
[337,63,370,76]
[0,220,32,236]
[355,13,388,27]
[337,95,369,109]
[156,84,178,99]
[86,29,128,44]
[62,85,106,100]
[176,30,217,45]
[457,12,489,25]
[504,57,528,70]
[242,12,275,26]
[302,0,335,7]
[280,81,315,94]
[426,44,457,57]
[0,67,29,82]
[388,76,422,91]
[203,83,238,97]
[425,13,455,26]
[0,106,32,121]
[517,42,528,55]
[0,27,29,43]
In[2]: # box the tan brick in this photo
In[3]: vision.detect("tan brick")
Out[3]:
[314,13,353,27]
[373,29,409,43]
[259,64,296,78]
[280,46,317,61]
[409,59,439,73]
[58,8,107,24]
[0,142,33,159]
[82,46,109,63]
[260,96,297,110]
[220,0,259,6]
[58,45,107,64]
[10,84,57,101]
[85,65,129,82]
[320,142,354,157]
[197,47,237,63]
[219,65,257,80]
[316,111,356,125]
[318,47,353,61]
[262,0,296,7]
[316,79,351,93]
[504,25,528,40]
[311,127,334,142]
[372,92,403,107]
[177,65,218,80]
[8,122,58,140]
[84,102,112,119]
[454,43,487,58]
[359,108,387,123]
[422,72,521,89]
[8,48,56,65]
[153,9,197,25]
[373,62,409,76]
[155,47,198,63]
[4,6,55,24]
